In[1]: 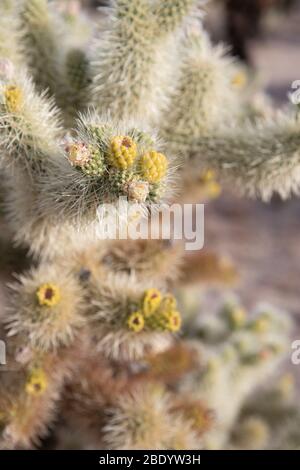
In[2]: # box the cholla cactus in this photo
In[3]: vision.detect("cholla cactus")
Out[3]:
[180,302,293,449]
[186,114,300,201]
[0,342,81,448]
[101,384,199,450]
[0,2,24,68]
[161,32,241,151]
[91,0,202,123]
[6,264,85,351]
[18,0,66,100]
[230,372,300,450]
[0,73,176,257]
[87,273,181,360]
[94,239,184,284]
[0,0,299,451]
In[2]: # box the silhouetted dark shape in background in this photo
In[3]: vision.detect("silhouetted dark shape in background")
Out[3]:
[225,0,297,64]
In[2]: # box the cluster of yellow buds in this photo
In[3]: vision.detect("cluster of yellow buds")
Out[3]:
[109,135,137,170]
[127,289,181,334]
[25,367,48,397]
[109,135,168,184]
[146,308,182,333]
[63,128,169,203]
[139,151,168,183]
[4,85,23,113]
[36,283,61,307]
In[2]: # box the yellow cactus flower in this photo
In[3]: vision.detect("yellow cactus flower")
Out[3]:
[66,142,92,167]
[164,310,182,333]
[232,71,247,88]
[36,283,61,307]
[127,311,145,333]
[139,151,168,183]
[109,135,137,169]
[142,288,162,317]
[25,368,48,396]
[4,85,23,113]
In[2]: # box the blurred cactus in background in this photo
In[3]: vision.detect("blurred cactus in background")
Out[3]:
[0,0,299,450]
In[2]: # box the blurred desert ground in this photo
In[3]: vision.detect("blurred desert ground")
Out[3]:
[203,1,300,319]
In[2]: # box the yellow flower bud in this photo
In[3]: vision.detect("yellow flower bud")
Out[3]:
[36,283,61,307]
[165,310,182,333]
[139,151,168,183]
[4,85,23,113]
[232,71,247,88]
[127,311,145,333]
[142,288,162,317]
[25,368,48,396]
[109,135,137,170]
